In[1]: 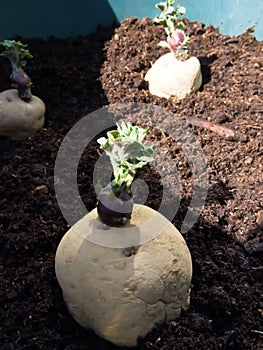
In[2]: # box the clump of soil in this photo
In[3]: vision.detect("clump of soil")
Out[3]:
[0,17,262,349]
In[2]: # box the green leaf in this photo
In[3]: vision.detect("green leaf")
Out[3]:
[0,39,32,71]
[177,6,186,15]
[97,122,154,189]
[155,2,166,10]
[154,0,188,40]
[157,40,169,48]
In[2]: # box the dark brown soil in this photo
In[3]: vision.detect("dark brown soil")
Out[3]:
[0,17,262,350]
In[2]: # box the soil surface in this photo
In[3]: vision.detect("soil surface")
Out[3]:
[0,17,262,350]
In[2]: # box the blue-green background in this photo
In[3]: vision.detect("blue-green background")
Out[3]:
[0,0,262,40]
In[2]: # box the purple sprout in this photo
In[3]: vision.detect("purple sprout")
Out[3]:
[167,29,189,56]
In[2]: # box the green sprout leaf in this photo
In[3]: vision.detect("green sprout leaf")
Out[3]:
[97,122,154,190]
[157,40,170,48]
[154,1,190,59]
[154,0,186,36]
[0,40,33,71]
